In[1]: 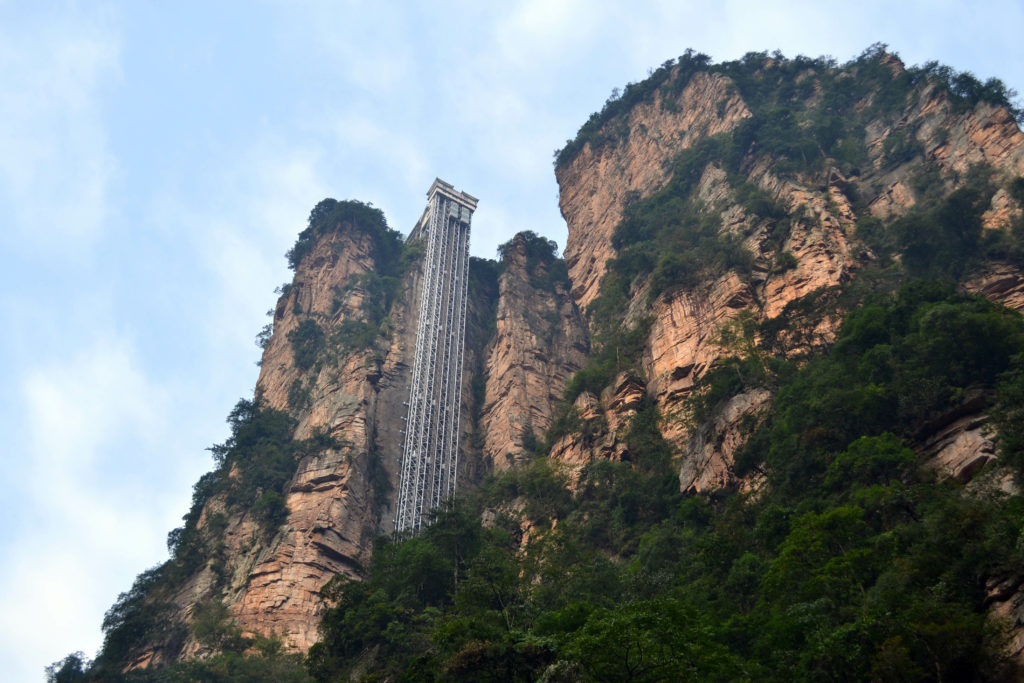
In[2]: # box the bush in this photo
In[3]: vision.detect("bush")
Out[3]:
[288,320,325,371]
[286,199,399,271]
[46,652,90,682]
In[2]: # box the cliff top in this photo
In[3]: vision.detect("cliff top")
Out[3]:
[554,44,1023,170]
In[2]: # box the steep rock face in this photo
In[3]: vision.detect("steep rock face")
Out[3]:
[480,234,588,469]
[221,232,497,652]
[223,225,417,650]
[139,221,413,661]
[863,86,1024,221]
[967,262,1024,313]
[111,54,1024,675]
[679,388,771,494]
[988,575,1024,665]
[914,391,999,484]
[554,56,1024,493]
[645,162,858,444]
[226,239,495,652]
[546,56,1024,667]
[130,215,500,665]
[914,93,1024,177]
[547,373,647,481]
[256,225,382,414]
[923,413,997,483]
[558,72,751,311]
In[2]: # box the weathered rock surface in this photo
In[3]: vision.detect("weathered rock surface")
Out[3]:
[127,54,1024,672]
[917,93,1024,177]
[679,388,771,494]
[988,575,1024,665]
[555,56,1024,496]
[137,224,411,660]
[967,262,1024,314]
[642,161,858,445]
[550,57,1024,665]
[548,373,646,482]
[132,217,501,664]
[922,412,997,483]
[480,234,588,469]
[558,72,751,312]
[221,226,411,650]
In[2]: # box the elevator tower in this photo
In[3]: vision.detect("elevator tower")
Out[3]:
[394,179,476,533]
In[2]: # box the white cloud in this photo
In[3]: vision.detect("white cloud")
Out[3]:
[494,0,602,70]
[332,113,431,196]
[1,335,186,680]
[0,7,120,254]
[23,338,162,469]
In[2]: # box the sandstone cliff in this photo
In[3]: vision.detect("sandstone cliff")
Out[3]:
[222,220,412,652]
[543,51,1024,669]
[553,50,1024,493]
[479,233,588,470]
[558,71,751,311]
[121,203,499,666]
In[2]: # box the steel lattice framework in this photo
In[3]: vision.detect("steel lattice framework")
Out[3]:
[394,179,476,533]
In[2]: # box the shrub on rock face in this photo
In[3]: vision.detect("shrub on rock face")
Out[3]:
[288,319,324,371]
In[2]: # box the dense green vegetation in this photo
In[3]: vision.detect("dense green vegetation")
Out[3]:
[53,603,313,682]
[556,44,1022,170]
[496,230,570,292]
[78,397,342,679]
[288,319,325,371]
[305,284,1024,681]
[286,199,402,271]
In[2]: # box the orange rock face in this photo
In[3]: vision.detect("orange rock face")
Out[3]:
[552,58,1024,501]
[679,388,771,494]
[224,226,404,650]
[480,234,588,470]
[548,374,647,483]
[635,160,860,454]
[138,219,500,661]
[558,71,752,312]
[137,223,412,659]
[547,63,1024,663]
[967,262,1024,314]
[917,92,1024,177]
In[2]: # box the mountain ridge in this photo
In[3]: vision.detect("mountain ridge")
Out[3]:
[56,45,1024,681]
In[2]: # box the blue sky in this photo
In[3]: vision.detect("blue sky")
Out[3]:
[2,1,1023,679]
